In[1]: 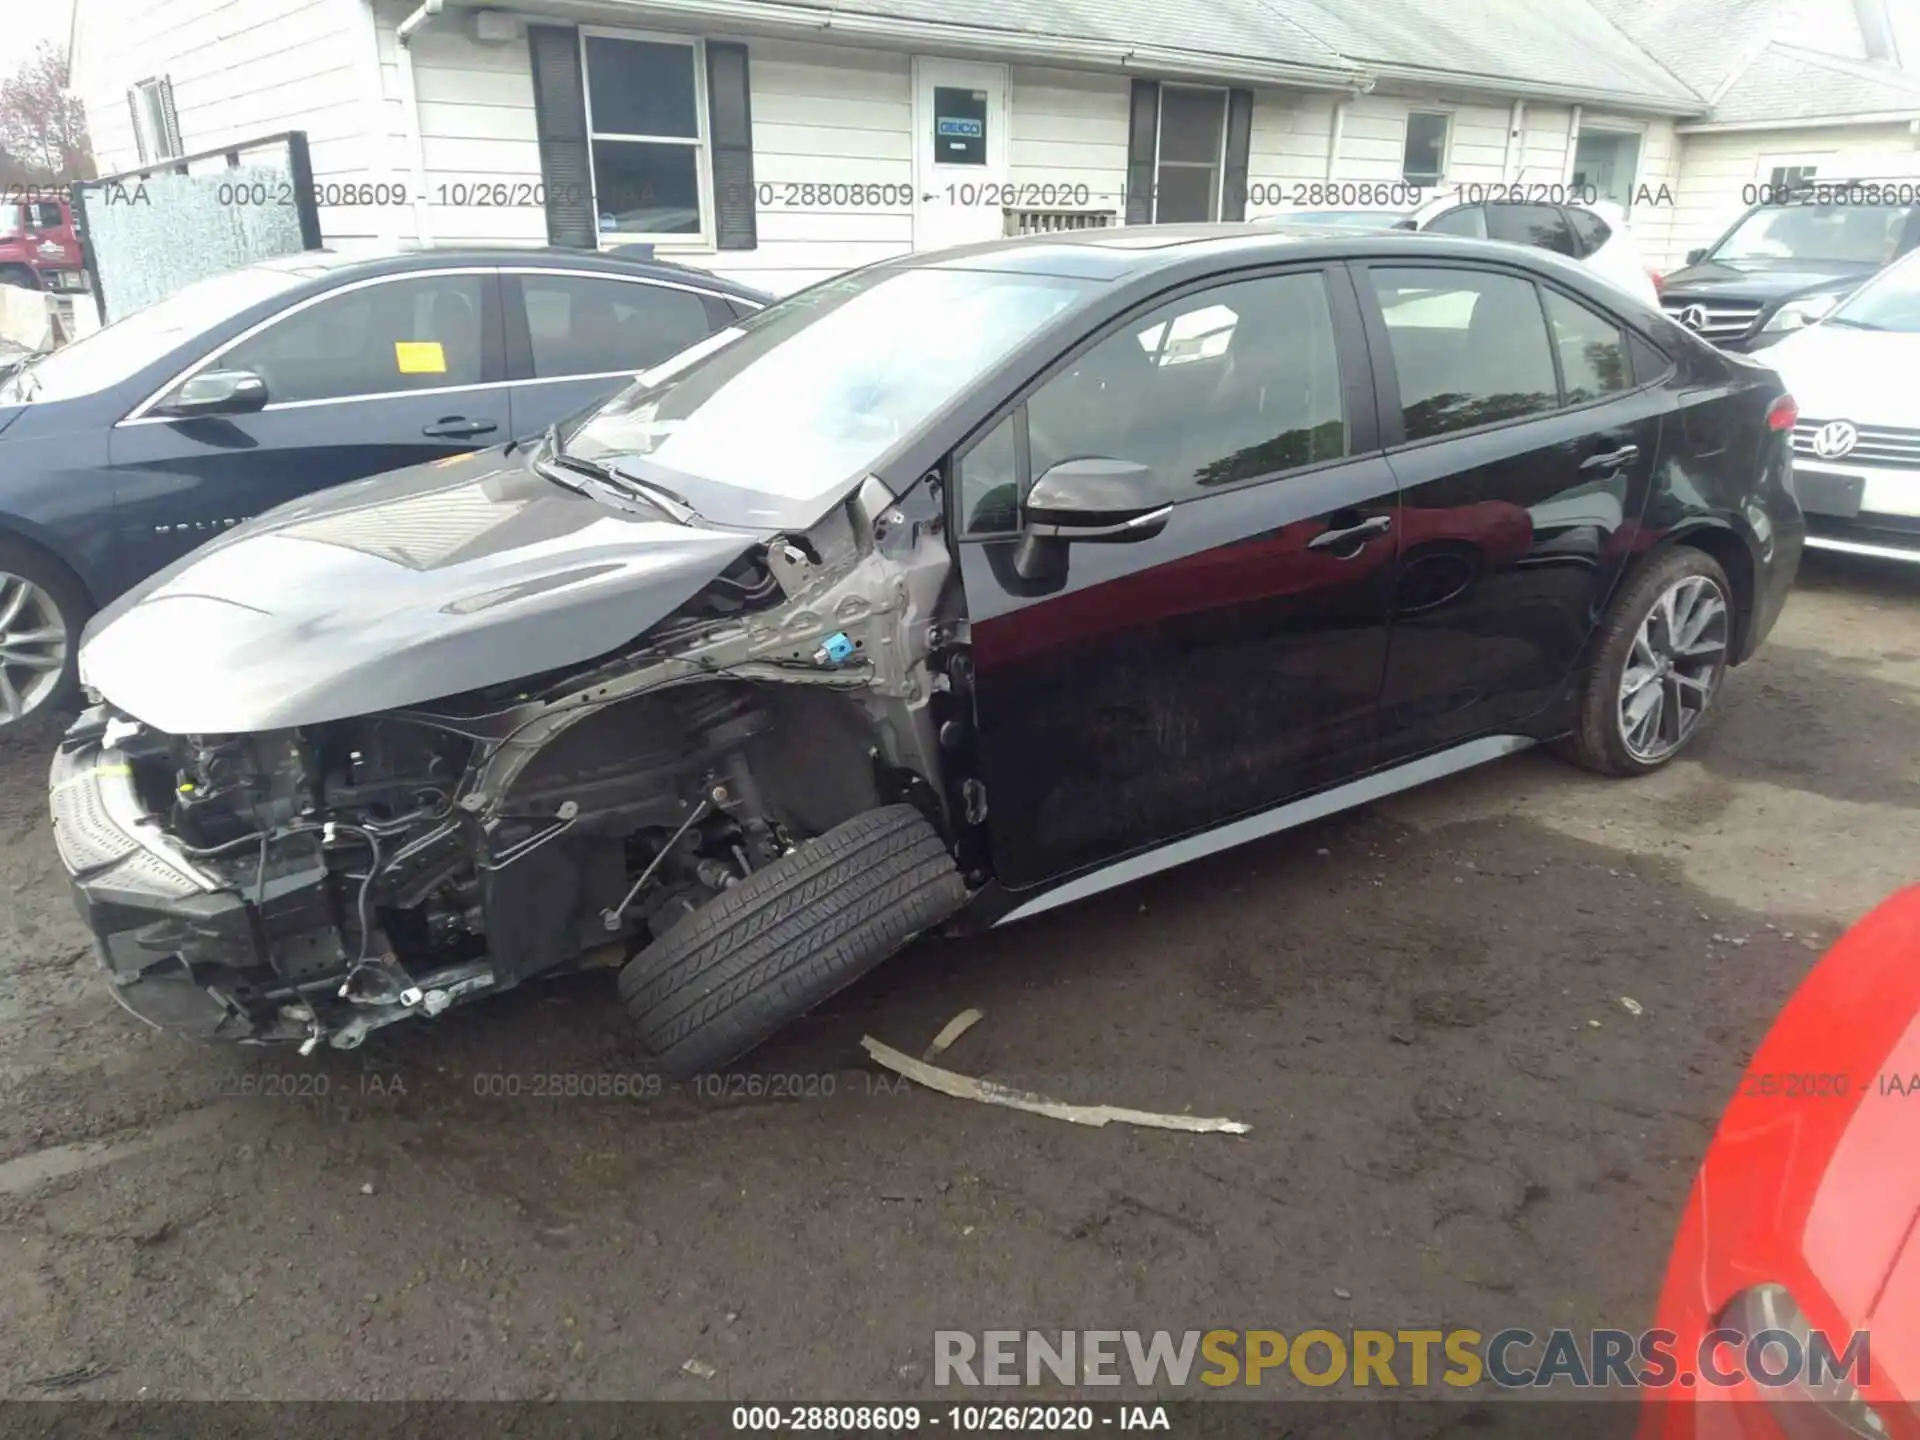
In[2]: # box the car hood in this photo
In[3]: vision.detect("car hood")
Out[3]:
[1762,323,1920,423]
[1660,259,1876,302]
[80,447,771,735]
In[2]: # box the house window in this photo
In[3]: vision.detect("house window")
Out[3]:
[1155,86,1227,222]
[129,77,182,164]
[581,33,709,243]
[1402,112,1450,185]
[1769,165,1819,191]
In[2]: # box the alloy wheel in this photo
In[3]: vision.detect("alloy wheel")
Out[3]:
[1616,573,1728,764]
[0,571,69,726]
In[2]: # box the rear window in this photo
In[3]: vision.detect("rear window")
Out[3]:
[1567,208,1612,258]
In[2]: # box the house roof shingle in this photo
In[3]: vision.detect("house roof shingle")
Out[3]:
[1705,40,1920,122]
[1278,0,1706,109]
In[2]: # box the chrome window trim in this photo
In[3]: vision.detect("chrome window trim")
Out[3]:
[119,266,502,426]
[119,265,764,426]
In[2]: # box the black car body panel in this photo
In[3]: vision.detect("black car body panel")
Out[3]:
[52,224,1804,1056]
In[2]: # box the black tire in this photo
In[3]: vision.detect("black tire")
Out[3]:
[0,536,90,734]
[617,803,969,1075]
[1557,545,1734,777]
[0,265,42,291]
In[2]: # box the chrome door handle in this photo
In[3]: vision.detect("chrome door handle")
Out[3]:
[1307,514,1393,551]
[1580,444,1641,472]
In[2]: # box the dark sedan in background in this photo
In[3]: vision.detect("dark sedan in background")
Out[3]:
[0,247,768,729]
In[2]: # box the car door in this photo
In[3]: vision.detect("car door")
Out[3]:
[109,268,508,576]
[955,264,1401,891]
[1355,261,1667,759]
[502,269,741,440]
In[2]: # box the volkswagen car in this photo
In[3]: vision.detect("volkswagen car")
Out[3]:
[1761,247,1920,564]
[48,224,1803,1075]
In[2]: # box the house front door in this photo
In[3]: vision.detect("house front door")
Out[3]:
[912,58,1010,253]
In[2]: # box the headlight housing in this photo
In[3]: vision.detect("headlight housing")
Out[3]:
[1762,293,1844,332]
[1726,1284,1886,1437]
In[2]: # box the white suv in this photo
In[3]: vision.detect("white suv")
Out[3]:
[1278,197,1661,306]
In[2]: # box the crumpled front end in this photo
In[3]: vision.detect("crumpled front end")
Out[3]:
[50,476,972,1054]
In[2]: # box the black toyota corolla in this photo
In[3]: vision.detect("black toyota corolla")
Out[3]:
[49,224,1804,1074]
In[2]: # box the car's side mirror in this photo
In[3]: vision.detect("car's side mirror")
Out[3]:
[158,369,269,418]
[1010,457,1171,583]
[1023,458,1171,541]
[1685,248,1706,265]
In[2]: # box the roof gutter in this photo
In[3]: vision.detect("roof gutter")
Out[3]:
[1677,110,1920,133]
[509,0,1370,89]
[396,0,445,245]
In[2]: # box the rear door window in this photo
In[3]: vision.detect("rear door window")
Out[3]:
[1487,203,1579,256]
[1424,205,1488,239]
[1565,207,1612,258]
[518,273,716,378]
[1369,267,1559,441]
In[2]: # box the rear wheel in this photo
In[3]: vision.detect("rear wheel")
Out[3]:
[617,803,969,1075]
[1557,546,1733,777]
[0,539,87,732]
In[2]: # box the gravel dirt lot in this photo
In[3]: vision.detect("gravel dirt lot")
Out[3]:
[1,555,1915,1418]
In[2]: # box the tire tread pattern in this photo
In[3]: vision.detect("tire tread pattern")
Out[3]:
[617,804,967,1074]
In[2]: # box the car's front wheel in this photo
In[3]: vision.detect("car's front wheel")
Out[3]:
[617,803,970,1075]
[0,539,86,733]
[1558,546,1734,777]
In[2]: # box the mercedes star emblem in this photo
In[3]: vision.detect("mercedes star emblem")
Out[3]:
[1811,420,1859,460]
[1680,304,1709,332]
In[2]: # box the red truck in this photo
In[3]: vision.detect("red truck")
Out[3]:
[0,194,88,294]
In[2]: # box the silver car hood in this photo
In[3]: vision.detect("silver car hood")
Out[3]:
[81,448,770,735]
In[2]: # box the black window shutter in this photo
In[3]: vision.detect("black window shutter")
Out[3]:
[1221,88,1253,221]
[527,24,596,249]
[706,42,756,251]
[1126,79,1159,224]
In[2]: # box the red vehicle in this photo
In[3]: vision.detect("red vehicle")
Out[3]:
[0,194,88,294]
[1640,885,1920,1439]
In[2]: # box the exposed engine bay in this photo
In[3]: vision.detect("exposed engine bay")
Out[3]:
[51,479,982,1054]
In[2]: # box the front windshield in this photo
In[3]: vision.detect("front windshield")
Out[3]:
[1711,200,1920,265]
[1828,250,1920,332]
[0,262,316,405]
[564,266,1098,515]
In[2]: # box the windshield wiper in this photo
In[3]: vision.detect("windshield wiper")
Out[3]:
[536,432,702,525]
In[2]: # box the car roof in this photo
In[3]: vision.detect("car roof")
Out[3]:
[241,245,773,302]
[888,222,1613,284]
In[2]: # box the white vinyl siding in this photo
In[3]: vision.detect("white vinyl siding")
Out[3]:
[71,0,381,241]
[1245,91,1340,208]
[1006,67,1130,218]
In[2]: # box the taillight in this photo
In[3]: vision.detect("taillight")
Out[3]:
[1648,267,1665,297]
[1767,394,1799,431]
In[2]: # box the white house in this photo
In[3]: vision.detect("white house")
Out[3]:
[66,0,1920,293]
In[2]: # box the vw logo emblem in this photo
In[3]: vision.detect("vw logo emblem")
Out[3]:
[1812,420,1858,459]
[1680,304,1710,331]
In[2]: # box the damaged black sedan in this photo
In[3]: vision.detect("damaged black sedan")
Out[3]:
[50,225,1803,1073]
